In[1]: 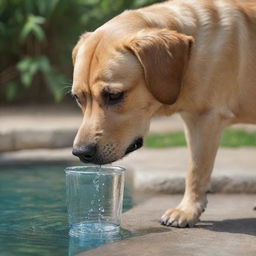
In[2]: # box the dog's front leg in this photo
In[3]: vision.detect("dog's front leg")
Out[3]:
[161,111,227,227]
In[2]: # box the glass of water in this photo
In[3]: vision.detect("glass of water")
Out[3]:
[65,165,125,237]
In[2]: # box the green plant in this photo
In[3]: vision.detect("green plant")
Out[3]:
[0,0,73,102]
[0,0,165,103]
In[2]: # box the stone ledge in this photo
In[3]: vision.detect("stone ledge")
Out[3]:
[0,129,77,152]
[117,147,256,193]
[0,147,256,194]
[0,148,78,166]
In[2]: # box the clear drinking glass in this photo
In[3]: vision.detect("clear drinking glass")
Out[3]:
[65,165,125,237]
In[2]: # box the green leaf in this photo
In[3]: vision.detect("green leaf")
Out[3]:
[20,23,31,40]
[29,60,40,74]
[17,57,43,87]
[20,71,33,87]
[44,71,66,102]
[17,57,32,72]
[5,82,20,101]
[38,56,51,73]
[31,23,45,41]
[29,15,45,25]
[20,15,46,41]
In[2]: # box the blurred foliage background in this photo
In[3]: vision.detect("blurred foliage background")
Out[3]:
[0,0,164,104]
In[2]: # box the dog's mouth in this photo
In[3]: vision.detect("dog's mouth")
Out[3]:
[75,137,143,165]
[125,137,143,156]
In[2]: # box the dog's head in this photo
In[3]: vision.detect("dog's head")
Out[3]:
[72,27,193,164]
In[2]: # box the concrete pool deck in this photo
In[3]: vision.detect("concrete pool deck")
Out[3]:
[81,194,256,256]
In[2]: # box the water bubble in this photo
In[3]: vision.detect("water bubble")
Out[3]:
[92,173,101,192]
[99,206,105,213]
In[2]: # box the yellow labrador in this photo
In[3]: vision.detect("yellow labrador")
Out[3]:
[71,0,256,227]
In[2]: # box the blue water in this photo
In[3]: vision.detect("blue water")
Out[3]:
[0,165,134,256]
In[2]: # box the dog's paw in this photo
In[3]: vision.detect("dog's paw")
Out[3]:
[160,208,199,227]
[160,198,207,228]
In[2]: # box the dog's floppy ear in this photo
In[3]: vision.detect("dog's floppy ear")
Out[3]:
[72,32,92,65]
[126,29,193,104]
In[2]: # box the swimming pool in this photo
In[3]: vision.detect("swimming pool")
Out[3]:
[0,165,134,256]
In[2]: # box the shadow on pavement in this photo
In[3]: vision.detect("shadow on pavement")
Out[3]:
[197,218,256,236]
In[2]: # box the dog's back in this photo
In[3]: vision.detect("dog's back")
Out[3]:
[134,0,256,123]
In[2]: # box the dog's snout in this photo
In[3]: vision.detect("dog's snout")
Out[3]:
[72,144,97,162]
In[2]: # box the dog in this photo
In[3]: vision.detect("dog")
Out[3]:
[71,0,256,227]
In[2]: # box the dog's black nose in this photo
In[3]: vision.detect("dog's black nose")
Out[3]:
[72,144,97,162]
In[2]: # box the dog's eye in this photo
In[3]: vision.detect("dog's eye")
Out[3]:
[104,91,124,105]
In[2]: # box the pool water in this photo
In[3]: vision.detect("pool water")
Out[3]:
[0,165,134,256]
